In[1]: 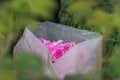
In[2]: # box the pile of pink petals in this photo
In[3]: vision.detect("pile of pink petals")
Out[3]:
[39,37,75,63]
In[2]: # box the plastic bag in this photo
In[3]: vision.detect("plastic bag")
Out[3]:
[13,21,102,80]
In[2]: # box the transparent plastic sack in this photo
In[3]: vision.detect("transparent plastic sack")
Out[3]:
[13,21,103,80]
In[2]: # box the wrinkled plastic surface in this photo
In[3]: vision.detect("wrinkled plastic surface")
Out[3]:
[13,21,102,80]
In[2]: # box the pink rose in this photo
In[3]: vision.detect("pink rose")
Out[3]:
[63,43,71,51]
[38,37,75,63]
[52,48,64,63]
[39,38,45,43]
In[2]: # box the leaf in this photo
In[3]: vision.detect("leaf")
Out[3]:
[0,58,13,80]
[113,13,120,29]
[68,1,93,18]
[102,64,118,78]
[110,46,120,76]
[87,10,113,27]
[14,53,43,73]
[13,53,48,80]
[0,70,13,80]
[10,0,56,19]
[0,23,7,34]
[0,34,5,40]
[65,75,85,80]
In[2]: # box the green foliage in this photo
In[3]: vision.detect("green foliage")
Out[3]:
[65,74,100,80]
[68,1,93,17]
[14,53,43,73]
[110,46,120,76]
[0,58,13,80]
[65,75,85,80]
[0,0,56,80]
[102,64,118,78]
[102,46,120,79]
[14,53,47,80]
[0,53,49,80]
[0,0,56,56]
[9,0,56,19]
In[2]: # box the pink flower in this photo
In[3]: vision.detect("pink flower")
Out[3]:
[63,42,75,53]
[39,38,45,43]
[52,48,64,63]
[38,37,76,63]
[71,42,76,47]
[63,43,71,52]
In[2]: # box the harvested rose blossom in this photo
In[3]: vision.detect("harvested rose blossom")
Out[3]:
[52,48,64,63]
[63,43,72,52]
[39,37,75,63]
